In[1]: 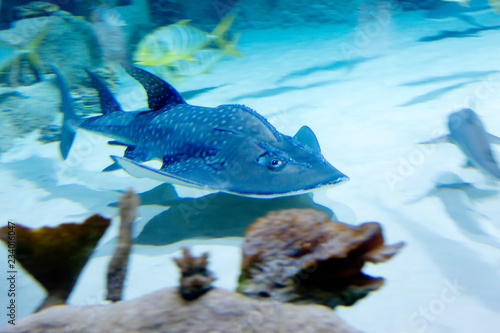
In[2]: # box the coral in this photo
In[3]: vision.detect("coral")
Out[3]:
[173,247,215,300]
[0,215,111,310]
[106,189,138,302]
[0,14,102,88]
[0,14,121,151]
[238,209,404,308]
[1,0,89,26]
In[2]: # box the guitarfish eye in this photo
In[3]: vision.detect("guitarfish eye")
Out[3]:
[268,158,284,170]
[257,153,286,170]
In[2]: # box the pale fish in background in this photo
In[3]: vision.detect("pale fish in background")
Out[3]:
[90,6,128,66]
[133,13,238,66]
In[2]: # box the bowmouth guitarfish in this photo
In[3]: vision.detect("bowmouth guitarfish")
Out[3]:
[54,64,348,197]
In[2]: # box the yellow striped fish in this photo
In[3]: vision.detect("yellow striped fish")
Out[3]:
[168,33,242,77]
[134,13,237,66]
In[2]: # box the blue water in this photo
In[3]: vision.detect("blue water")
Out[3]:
[1,1,500,332]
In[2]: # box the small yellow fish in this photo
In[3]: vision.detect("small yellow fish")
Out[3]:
[134,13,237,66]
[170,33,243,78]
[0,23,49,72]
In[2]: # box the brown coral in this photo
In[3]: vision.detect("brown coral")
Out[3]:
[0,214,111,310]
[173,247,215,300]
[238,209,404,308]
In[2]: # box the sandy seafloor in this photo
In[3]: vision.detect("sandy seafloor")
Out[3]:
[1,6,500,333]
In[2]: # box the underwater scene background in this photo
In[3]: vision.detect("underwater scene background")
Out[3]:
[1,0,500,332]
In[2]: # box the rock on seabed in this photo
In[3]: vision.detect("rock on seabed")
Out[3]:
[1,288,363,333]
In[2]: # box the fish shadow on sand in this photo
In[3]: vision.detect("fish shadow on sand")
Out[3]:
[108,183,335,246]
[180,85,226,100]
[399,80,477,107]
[276,56,375,84]
[418,25,500,42]
[1,155,120,214]
[230,79,339,101]
[410,172,500,249]
[400,70,498,87]
[378,198,500,314]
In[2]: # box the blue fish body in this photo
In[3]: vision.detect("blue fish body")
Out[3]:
[54,64,348,197]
